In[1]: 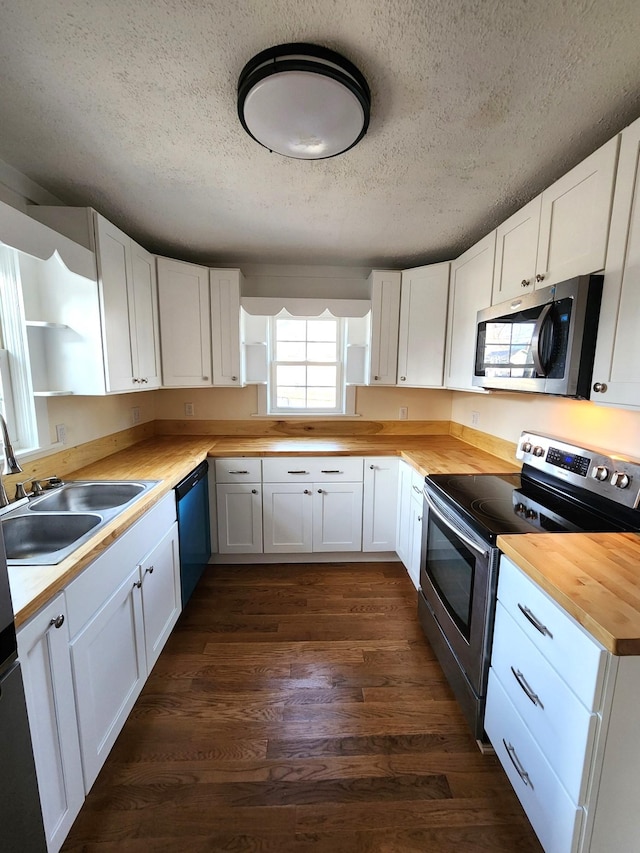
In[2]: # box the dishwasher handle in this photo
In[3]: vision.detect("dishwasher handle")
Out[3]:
[175,460,209,501]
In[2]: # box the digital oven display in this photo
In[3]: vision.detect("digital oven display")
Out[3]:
[546,446,591,477]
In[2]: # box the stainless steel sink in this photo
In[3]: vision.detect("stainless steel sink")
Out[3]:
[28,481,147,512]
[2,479,159,565]
[3,513,102,562]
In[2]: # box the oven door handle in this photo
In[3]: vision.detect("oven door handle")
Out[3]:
[423,491,489,558]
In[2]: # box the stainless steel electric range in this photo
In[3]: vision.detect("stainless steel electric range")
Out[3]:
[418,430,640,742]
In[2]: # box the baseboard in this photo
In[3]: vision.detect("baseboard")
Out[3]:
[208,551,401,564]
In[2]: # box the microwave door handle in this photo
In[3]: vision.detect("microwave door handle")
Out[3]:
[531,302,553,376]
[423,491,489,558]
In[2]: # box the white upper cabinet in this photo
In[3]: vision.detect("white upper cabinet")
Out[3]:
[210,268,244,386]
[491,137,619,304]
[445,231,496,392]
[591,117,640,409]
[397,263,450,387]
[536,136,619,288]
[368,270,401,385]
[26,206,162,393]
[157,257,212,387]
[94,215,161,391]
[492,196,542,303]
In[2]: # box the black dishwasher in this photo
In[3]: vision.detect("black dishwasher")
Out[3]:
[175,460,212,607]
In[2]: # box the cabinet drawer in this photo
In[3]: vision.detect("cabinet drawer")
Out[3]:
[491,603,598,804]
[498,556,607,711]
[262,457,364,482]
[486,673,584,853]
[214,458,262,483]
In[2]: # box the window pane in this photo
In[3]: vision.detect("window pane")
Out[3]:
[276,365,306,386]
[277,341,306,361]
[277,387,306,408]
[307,320,337,342]
[307,341,336,362]
[307,366,336,386]
[307,387,336,407]
[276,319,306,341]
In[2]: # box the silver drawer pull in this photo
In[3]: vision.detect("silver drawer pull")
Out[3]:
[412,485,422,494]
[287,470,310,475]
[510,666,544,708]
[503,739,534,789]
[517,603,553,638]
[321,470,342,474]
[228,470,249,474]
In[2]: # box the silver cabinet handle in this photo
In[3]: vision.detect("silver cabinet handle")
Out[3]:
[535,273,546,282]
[321,470,342,474]
[517,603,553,638]
[49,614,65,629]
[251,489,258,494]
[133,579,142,589]
[510,666,544,708]
[592,382,608,393]
[412,485,422,494]
[228,470,249,474]
[144,565,154,577]
[369,464,375,469]
[317,489,323,494]
[503,740,534,789]
[141,377,148,384]
[400,376,406,381]
[287,470,310,475]
[132,377,140,384]
[202,376,209,381]
[374,375,379,380]
[303,489,311,495]
[231,376,238,381]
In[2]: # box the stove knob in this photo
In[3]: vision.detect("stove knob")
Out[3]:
[611,471,631,489]
[592,465,610,482]
[533,445,545,458]
[514,502,526,515]
[526,509,538,520]
[522,441,532,454]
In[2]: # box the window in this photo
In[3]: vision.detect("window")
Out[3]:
[268,312,347,414]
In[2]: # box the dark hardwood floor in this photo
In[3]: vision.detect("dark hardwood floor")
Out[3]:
[62,562,542,852]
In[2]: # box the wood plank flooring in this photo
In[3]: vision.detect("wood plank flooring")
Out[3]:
[62,562,543,852]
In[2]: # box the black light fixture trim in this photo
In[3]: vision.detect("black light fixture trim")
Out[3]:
[237,42,371,159]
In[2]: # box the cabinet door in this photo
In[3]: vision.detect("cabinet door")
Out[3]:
[395,461,412,567]
[407,496,423,590]
[313,482,363,551]
[397,264,450,387]
[157,257,212,387]
[70,566,146,792]
[130,241,162,389]
[536,136,619,287]
[94,214,136,392]
[210,269,243,386]
[140,523,181,671]
[216,483,263,554]
[18,594,84,852]
[263,483,313,553]
[445,231,496,391]
[368,270,401,385]
[492,196,541,303]
[592,117,640,409]
[362,457,398,551]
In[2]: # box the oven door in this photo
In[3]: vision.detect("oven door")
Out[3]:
[419,485,498,695]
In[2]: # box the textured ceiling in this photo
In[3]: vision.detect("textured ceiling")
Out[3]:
[1,0,640,267]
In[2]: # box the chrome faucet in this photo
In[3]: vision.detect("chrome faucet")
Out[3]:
[0,414,22,508]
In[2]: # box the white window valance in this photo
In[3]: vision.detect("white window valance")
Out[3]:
[241,296,371,318]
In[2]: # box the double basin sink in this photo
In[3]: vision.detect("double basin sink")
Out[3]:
[1,480,159,565]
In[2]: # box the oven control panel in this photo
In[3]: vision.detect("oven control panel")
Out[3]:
[517,431,640,510]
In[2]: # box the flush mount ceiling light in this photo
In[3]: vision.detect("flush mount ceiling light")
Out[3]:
[237,43,371,160]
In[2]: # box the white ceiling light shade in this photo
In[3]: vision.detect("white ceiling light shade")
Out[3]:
[238,43,371,160]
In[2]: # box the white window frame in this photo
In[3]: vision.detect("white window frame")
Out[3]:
[266,312,352,416]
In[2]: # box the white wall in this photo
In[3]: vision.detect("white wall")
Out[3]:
[452,391,640,458]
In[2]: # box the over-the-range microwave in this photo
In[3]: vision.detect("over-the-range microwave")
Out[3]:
[472,274,603,399]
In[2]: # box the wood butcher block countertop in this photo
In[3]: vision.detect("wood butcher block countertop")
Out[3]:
[498,533,640,655]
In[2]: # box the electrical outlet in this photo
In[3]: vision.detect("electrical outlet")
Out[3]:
[399,406,408,420]
[55,423,67,444]
[184,402,195,417]
[131,406,141,425]
[471,411,480,426]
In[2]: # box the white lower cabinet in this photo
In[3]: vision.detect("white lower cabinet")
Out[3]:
[216,483,263,554]
[362,457,398,552]
[487,555,640,852]
[395,460,424,588]
[313,482,363,552]
[66,494,180,792]
[18,594,85,853]
[263,483,313,553]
